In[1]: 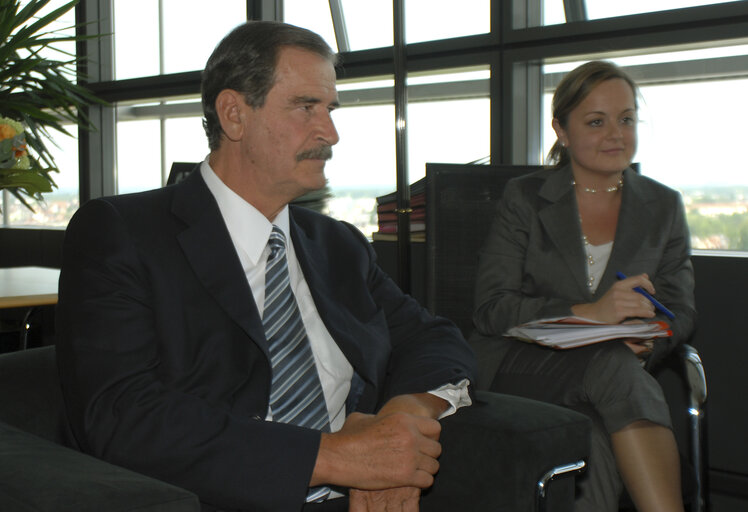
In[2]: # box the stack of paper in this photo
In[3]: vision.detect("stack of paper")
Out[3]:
[505,316,672,349]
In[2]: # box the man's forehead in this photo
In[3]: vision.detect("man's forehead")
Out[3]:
[271,49,338,96]
[275,46,337,73]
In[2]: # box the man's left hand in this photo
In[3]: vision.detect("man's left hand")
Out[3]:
[349,487,420,512]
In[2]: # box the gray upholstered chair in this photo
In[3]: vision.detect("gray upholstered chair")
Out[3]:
[0,345,200,512]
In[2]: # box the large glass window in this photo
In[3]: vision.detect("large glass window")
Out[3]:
[283,0,340,51]
[285,0,490,50]
[23,0,747,258]
[116,117,162,193]
[284,0,394,52]
[542,0,741,26]
[540,45,748,251]
[406,0,490,43]
[115,99,207,194]
[113,0,246,79]
[407,68,490,182]
[408,97,490,179]
[340,0,393,50]
[113,0,159,78]
[325,69,490,239]
[324,102,396,238]
[584,0,741,20]
[164,116,210,173]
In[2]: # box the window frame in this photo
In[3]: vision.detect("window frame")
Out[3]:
[67,0,748,248]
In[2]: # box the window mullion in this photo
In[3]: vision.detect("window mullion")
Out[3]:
[329,0,350,52]
[77,0,116,201]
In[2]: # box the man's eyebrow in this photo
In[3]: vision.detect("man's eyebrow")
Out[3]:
[292,95,340,108]
[292,95,321,104]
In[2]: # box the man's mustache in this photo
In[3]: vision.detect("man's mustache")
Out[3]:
[296,145,333,162]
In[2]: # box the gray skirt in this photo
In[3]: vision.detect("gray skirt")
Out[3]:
[470,334,674,511]
[469,334,672,433]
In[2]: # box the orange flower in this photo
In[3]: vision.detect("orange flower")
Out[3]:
[0,117,30,167]
[13,141,28,158]
[0,123,16,141]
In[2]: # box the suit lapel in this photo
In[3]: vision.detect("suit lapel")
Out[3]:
[288,212,376,387]
[537,167,591,297]
[599,169,654,294]
[171,170,269,358]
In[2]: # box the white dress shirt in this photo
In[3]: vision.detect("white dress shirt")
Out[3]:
[199,160,470,433]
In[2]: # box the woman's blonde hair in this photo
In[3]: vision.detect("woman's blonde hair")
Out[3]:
[547,61,639,168]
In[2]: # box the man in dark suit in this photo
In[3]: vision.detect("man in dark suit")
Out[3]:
[56,20,475,512]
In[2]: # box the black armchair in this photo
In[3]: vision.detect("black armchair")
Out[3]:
[0,346,590,511]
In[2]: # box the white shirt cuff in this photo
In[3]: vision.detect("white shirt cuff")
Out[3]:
[429,378,472,419]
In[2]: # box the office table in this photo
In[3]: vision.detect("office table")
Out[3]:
[0,266,60,349]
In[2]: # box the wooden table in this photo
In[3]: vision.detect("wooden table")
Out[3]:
[0,266,60,350]
[0,266,60,309]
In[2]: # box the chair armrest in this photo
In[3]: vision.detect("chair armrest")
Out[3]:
[0,421,200,512]
[0,346,72,445]
[678,343,707,410]
[420,390,591,512]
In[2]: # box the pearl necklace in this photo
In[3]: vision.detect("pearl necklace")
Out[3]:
[571,175,623,193]
[582,234,596,289]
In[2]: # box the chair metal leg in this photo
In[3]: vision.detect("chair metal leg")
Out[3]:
[18,306,37,351]
[680,344,707,512]
[536,460,586,512]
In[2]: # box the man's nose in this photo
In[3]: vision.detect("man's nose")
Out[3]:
[318,112,339,146]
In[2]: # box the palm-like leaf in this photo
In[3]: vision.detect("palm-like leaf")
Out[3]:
[0,0,107,212]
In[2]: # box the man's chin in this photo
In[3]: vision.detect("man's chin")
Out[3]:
[307,164,329,185]
[291,174,328,201]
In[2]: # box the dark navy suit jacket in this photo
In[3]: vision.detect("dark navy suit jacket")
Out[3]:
[56,170,475,511]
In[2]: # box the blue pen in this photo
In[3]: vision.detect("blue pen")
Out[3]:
[615,271,675,319]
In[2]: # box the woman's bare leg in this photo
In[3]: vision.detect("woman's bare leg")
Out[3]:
[611,420,684,512]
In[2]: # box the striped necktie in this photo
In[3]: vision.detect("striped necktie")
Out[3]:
[263,226,330,432]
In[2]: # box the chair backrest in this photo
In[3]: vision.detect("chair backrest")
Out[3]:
[425,163,543,337]
[167,162,199,186]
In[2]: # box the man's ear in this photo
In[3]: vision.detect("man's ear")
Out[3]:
[215,89,246,142]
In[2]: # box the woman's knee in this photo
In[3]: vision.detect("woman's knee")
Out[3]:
[582,343,663,410]
[585,342,643,384]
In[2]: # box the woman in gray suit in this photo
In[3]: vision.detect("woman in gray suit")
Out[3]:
[471,61,694,512]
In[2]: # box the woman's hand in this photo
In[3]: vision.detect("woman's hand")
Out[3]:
[572,273,656,324]
[623,338,655,356]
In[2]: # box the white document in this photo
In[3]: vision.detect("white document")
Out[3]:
[505,316,672,349]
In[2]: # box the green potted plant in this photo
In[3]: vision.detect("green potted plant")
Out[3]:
[0,0,105,212]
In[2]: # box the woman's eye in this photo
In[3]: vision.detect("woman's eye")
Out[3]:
[588,119,602,127]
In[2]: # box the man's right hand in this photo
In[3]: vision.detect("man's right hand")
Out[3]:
[348,486,421,512]
[310,409,442,490]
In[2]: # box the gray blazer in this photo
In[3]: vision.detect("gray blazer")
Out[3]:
[472,165,696,370]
